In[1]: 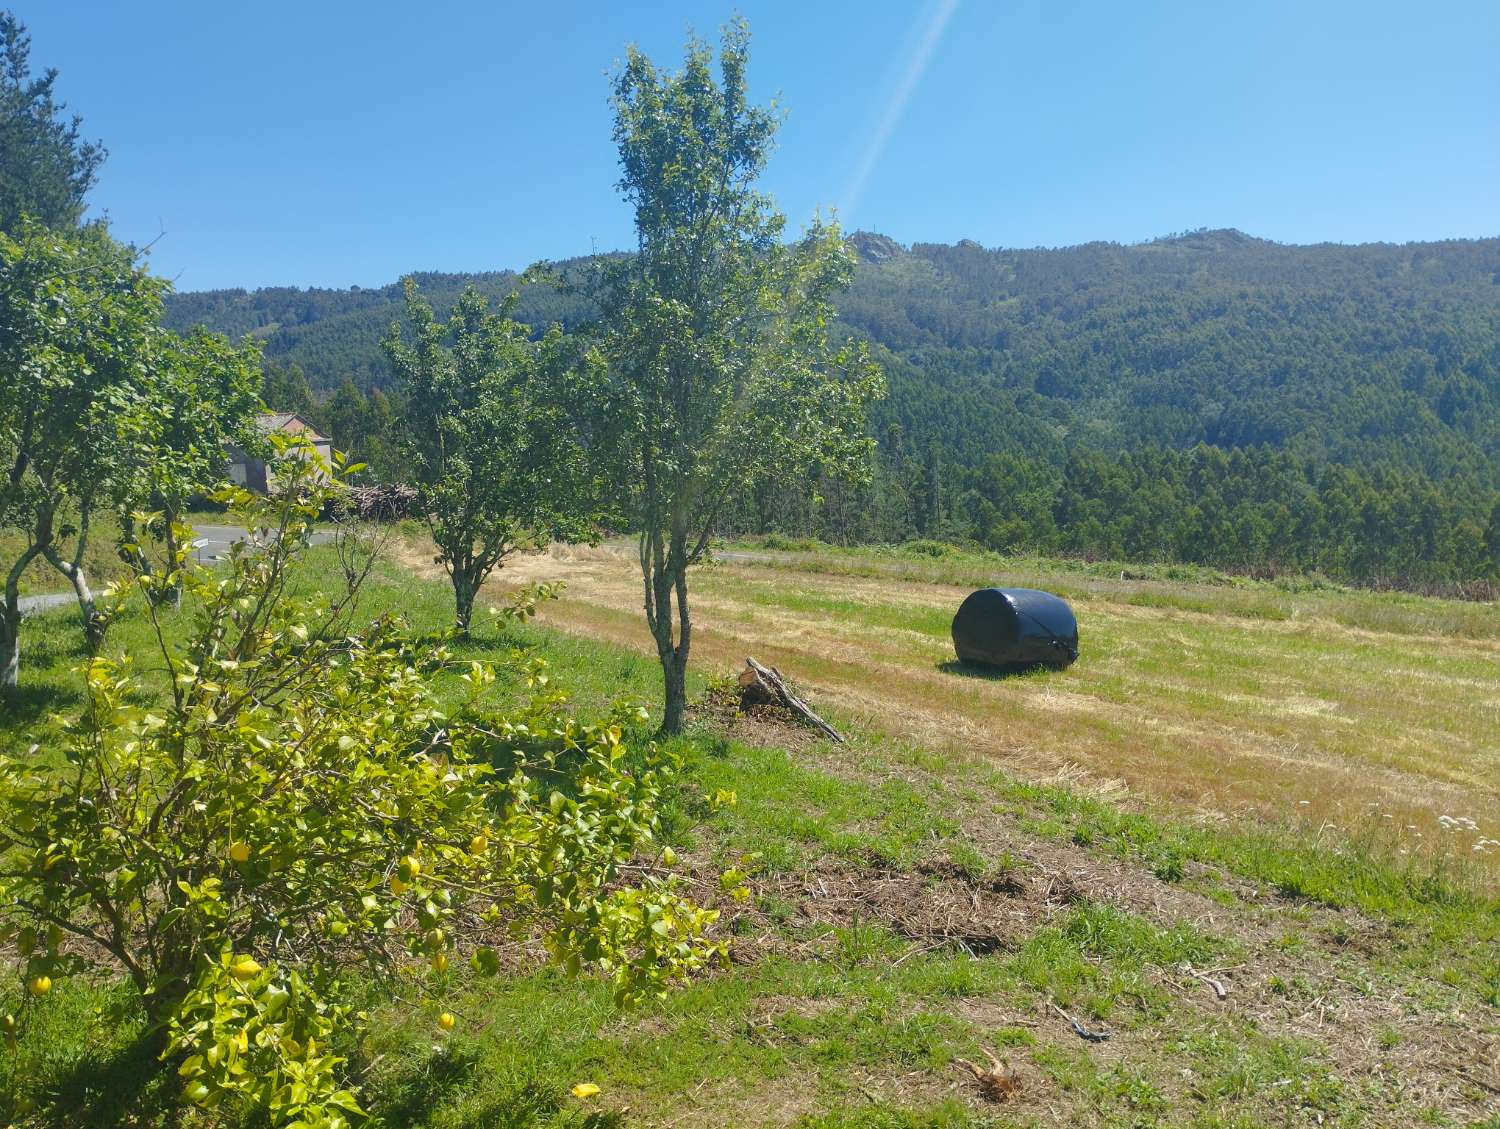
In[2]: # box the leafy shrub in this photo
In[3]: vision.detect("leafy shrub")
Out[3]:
[0,452,723,1127]
[761,533,825,553]
[899,539,955,559]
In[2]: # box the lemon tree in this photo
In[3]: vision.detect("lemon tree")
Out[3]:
[0,450,723,1127]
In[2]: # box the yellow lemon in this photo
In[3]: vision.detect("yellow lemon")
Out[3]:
[228,841,252,863]
[229,956,262,982]
[570,1082,601,1100]
[431,952,449,974]
[437,1012,456,1032]
[28,975,51,996]
[469,834,489,856]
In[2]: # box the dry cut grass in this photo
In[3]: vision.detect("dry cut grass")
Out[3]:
[395,538,1500,868]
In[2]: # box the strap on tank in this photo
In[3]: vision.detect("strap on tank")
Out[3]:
[1011,603,1079,663]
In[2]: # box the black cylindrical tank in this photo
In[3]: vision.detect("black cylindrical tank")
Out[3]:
[951,588,1079,671]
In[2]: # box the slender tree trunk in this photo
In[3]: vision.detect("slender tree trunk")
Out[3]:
[643,524,692,736]
[662,648,687,735]
[41,495,106,651]
[655,547,691,735]
[2,542,42,693]
[668,546,691,731]
[43,502,103,651]
[0,604,19,692]
[162,508,185,610]
[45,548,104,652]
[119,512,153,582]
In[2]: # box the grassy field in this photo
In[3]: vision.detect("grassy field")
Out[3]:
[2,538,1498,1128]
[402,537,1500,871]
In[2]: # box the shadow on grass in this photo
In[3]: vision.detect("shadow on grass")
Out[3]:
[427,1078,625,1129]
[370,1045,481,1129]
[936,659,1055,681]
[0,680,79,727]
[2,611,89,729]
[365,1046,622,1129]
[30,1028,175,1129]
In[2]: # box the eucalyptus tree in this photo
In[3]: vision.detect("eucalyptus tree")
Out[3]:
[599,22,883,734]
[0,220,164,684]
[383,281,597,635]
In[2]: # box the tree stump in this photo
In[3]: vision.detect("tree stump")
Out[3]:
[736,657,844,742]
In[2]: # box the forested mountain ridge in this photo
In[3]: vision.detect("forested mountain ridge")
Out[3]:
[162,267,592,391]
[162,230,1500,586]
[838,229,1500,481]
[163,229,1500,481]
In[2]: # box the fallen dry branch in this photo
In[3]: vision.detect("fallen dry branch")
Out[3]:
[739,656,844,742]
[1183,962,1230,999]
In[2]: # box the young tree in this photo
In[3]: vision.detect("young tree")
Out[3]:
[600,23,883,733]
[121,327,264,607]
[383,281,597,634]
[0,10,105,232]
[0,220,164,684]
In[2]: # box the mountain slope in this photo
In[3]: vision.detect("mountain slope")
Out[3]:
[163,230,1500,487]
[838,230,1500,483]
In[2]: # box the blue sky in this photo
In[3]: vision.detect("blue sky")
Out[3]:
[18,0,1500,291]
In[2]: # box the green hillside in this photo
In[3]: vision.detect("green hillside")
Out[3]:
[162,229,1500,481]
[162,268,591,390]
[162,231,1500,587]
[843,230,1500,482]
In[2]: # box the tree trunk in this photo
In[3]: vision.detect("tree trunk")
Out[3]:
[44,548,104,653]
[662,649,687,735]
[2,541,43,693]
[119,512,152,580]
[0,605,19,692]
[642,524,693,736]
[452,569,475,636]
[42,495,106,652]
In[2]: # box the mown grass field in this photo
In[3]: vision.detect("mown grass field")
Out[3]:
[2,536,1498,1128]
[445,537,1500,870]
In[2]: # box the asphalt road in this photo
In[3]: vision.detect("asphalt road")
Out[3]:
[17,524,334,618]
[181,524,336,563]
[191,524,259,563]
[17,592,72,617]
